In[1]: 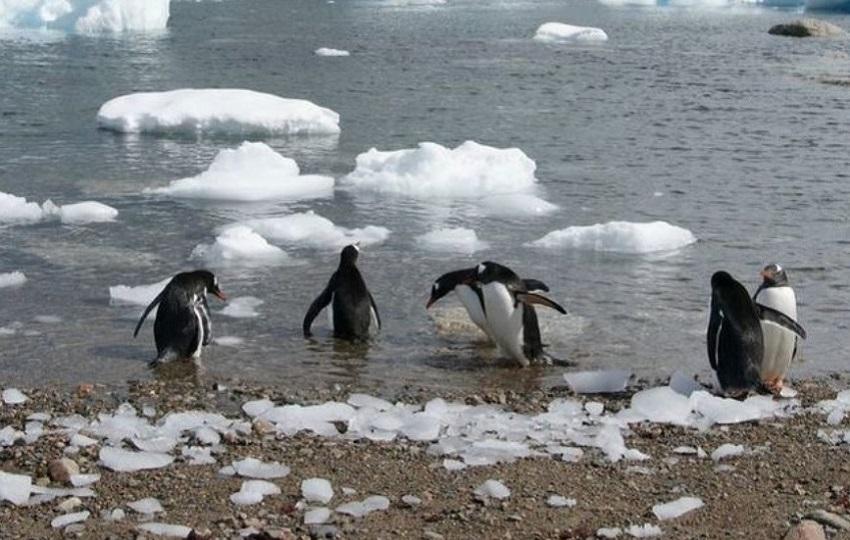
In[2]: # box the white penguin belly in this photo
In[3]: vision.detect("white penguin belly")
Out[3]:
[756,287,798,381]
[455,285,494,341]
[191,299,204,359]
[480,283,526,366]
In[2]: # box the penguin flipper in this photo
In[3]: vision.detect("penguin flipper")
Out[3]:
[368,291,382,331]
[515,292,566,314]
[755,303,807,339]
[303,278,336,337]
[707,297,721,371]
[521,304,545,361]
[522,279,549,293]
[133,288,166,338]
[200,294,213,346]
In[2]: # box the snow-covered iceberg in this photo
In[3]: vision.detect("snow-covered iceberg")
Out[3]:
[0,0,170,33]
[534,22,608,43]
[529,221,696,254]
[149,142,334,202]
[239,211,390,249]
[97,89,340,136]
[191,226,291,267]
[416,228,489,253]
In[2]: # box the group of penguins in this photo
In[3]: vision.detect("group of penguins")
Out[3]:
[132,243,807,397]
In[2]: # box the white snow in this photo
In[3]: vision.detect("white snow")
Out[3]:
[711,443,745,461]
[304,507,331,524]
[416,228,489,253]
[191,226,291,267]
[626,524,663,538]
[0,471,31,506]
[0,272,27,288]
[150,142,334,202]
[335,495,390,517]
[534,22,608,43]
[220,297,263,318]
[3,388,28,405]
[547,495,577,508]
[128,497,164,514]
[223,457,290,479]
[0,0,169,33]
[240,211,390,250]
[315,47,350,56]
[51,511,89,528]
[108,277,170,306]
[230,479,281,505]
[474,479,510,500]
[529,221,697,254]
[137,523,193,537]
[652,496,704,520]
[301,478,334,504]
[98,447,174,472]
[97,89,340,136]
[0,191,117,225]
[563,370,631,394]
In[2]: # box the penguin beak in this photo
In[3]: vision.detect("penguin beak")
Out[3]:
[213,289,227,301]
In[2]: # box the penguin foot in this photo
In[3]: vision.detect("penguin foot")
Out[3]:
[762,377,784,396]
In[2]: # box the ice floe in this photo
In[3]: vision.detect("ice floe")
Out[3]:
[239,211,390,249]
[0,0,170,33]
[302,478,334,504]
[534,22,609,43]
[149,142,334,202]
[97,89,340,136]
[137,523,193,537]
[336,495,390,517]
[3,388,28,405]
[0,191,117,225]
[191,226,291,267]
[108,277,171,306]
[416,228,489,253]
[529,221,697,254]
[220,297,263,318]
[0,271,27,288]
[564,370,631,394]
[230,479,281,505]
[652,496,704,520]
[315,47,350,56]
[51,510,89,528]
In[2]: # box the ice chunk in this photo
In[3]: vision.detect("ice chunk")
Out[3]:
[597,528,622,539]
[230,480,281,506]
[243,399,275,418]
[335,495,390,517]
[630,387,692,425]
[302,478,334,504]
[191,226,290,267]
[417,228,489,253]
[3,388,28,404]
[669,371,704,397]
[227,457,290,479]
[534,22,608,43]
[181,446,216,466]
[529,221,696,254]
[0,191,45,224]
[150,142,333,202]
[342,141,538,198]
[0,471,32,505]
[625,524,662,538]
[652,496,704,520]
[51,511,89,528]
[316,47,350,56]
[137,523,193,537]
[563,370,631,394]
[347,394,393,411]
[219,297,263,318]
[474,479,510,500]
[98,89,340,136]
[0,272,27,288]
[240,212,390,249]
[128,497,164,514]
[547,495,577,508]
[69,474,100,487]
[98,447,174,472]
[481,193,558,216]
[594,424,649,462]
[215,336,244,346]
[45,201,118,224]
[689,392,761,425]
[711,443,745,461]
[443,459,467,471]
[108,277,170,306]
[304,507,331,524]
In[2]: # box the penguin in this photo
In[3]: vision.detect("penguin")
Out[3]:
[707,270,805,395]
[753,263,805,393]
[133,270,227,364]
[303,244,381,341]
[471,261,567,367]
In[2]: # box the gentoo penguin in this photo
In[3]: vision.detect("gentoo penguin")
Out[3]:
[753,263,805,393]
[133,270,226,364]
[707,270,805,395]
[472,261,566,367]
[303,244,381,341]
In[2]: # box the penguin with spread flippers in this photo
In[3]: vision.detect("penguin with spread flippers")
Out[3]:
[753,263,806,394]
[303,244,380,341]
[470,261,567,367]
[707,270,805,395]
[133,270,227,364]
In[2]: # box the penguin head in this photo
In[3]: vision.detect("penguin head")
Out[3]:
[710,270,736,290]
[192,270,227,301]
[340,243,360,266]
[760,263,788,287]
[426,268,475,309]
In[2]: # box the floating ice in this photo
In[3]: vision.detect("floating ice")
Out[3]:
[0,0,170,33]
[225,457,290,479]
[315,47,350,56]
[547,495,576,507]
[98,447,174,472]
[128,497,164,514]
[474,479,511,500]
[626,524,662,538]
[563,370,631,394]
[150,142,334,202]
[304,507,331,524]
[230,480,281,505]
[0,191,44,224]
[482,193,558,217]
[336,495,390,517]
[108,277,170,306]
[137,523,193,537]
[417,228,489,253]
[215,336,244,347]
[0,471,31,506]
[534,22,608,43]
[51,511,89,529]
[69,474,100,488]
[220,297,263,318]
[711,443,745,461]
[652,496,704,520]
[3,388,28,405]
[98,89,340,136]
[0,272,27,288]
[529,221,696,254]
[191,226,290,267]
[240,212,390,249]
[43,200,118,224]
[302,478,334,504]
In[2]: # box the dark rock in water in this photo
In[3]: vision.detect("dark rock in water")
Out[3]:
[783,520,826,540]
[768,19,845,37]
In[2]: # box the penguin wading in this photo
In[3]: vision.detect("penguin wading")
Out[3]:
[472,261,566,367]
[303,244,381,340]
[133,270,227,364]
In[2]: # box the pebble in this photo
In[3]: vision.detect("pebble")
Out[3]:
[57,497,82,512]
[402,495,422,507]
[784,521,826,540]
[48,458,80,484]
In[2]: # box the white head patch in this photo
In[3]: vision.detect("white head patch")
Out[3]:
[477,263,486,275]
[434,282,440,291]
[352,243,361,252]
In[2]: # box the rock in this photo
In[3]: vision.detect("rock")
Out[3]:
[76,384,94,397]
[402,495,422,507]
[804,510,850,530]
[48,458,80,484]
[784,521,826,540]
[768,19,845,38]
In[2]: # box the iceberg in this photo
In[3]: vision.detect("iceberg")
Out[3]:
[150,142,334,202]
[529,221,696,254]
[240,211,390,249]
[534,22,608,43]
[97,89,340,136]
[0,0,170,34]
[191,226,291,267]
[416,227,489,253]
[316,47,350,56]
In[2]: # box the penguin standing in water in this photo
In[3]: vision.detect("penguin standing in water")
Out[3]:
[753,263,804,393]
[303,244,381,341]
[470,261,567,367]
[707,270,805,395]
[133,270,227,364]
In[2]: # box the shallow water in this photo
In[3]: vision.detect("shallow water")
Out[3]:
[1,0,849,391]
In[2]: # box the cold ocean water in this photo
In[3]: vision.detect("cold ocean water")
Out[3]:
[1,0,850,392]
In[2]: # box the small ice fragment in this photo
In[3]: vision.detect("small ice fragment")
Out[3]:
[242,399,275,417]
[402,495,422,506]
[443,459,467,471]
[625,523,663,537]
[547,495,577,508]
[652,496,704,520]
[108,508,125,521]
[128,497,164,514]
[779,386,798,399]
[230,480,281,506]
[70,434,97,447]
[585,401,604,416]
[215,336,244,346]
[0,272,27,288]
[142,405,156,418]
[669,371,704,397]
[304,507,331,524]
[51,511,89,529]
[827,409,845,426]
[302,478,334,504]
[342,487,357,496]
[533,22,608,43]
[630,386,692,425]
[673,446,697,455]
[563,370,631,394]
[347,394,393,411]
[99,447,174,472]
[711,444,745,461]
[69,474,100,488]
[34,315,62,324]
[530,221,696,254]
[315,47,350,56]
[474,480,510,500]
[3,388,28,405]
[597,527,622,538]
[229,457,290,479]
[137,523,193,537]
[0,471,32,505]
[335,495,390,517]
